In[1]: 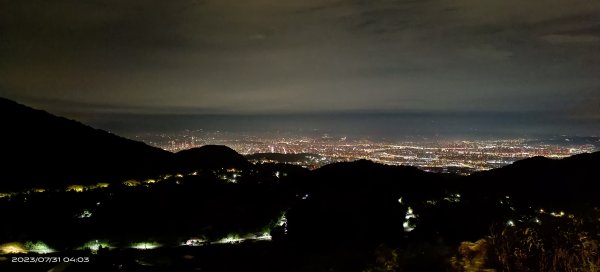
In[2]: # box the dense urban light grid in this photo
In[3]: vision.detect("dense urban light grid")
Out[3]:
[134,131,597,173]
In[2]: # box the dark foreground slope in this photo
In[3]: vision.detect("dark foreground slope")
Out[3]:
[286,153,600,245]
[0,98,256,190]
[2,151,597,272]
[0,98,172,189]
[468,152,600,208]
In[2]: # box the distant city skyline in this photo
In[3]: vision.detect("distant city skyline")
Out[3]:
[132,129,598,174]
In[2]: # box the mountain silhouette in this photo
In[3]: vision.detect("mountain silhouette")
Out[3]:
[0,97,260,190]
[0,97,174,190]
[282,151,599,251]
[468,152,600,208]
[174,145,251,172]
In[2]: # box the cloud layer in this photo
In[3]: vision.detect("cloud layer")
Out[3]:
[1,0,599,118]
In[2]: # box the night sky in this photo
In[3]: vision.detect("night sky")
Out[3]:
[1,0,599,133]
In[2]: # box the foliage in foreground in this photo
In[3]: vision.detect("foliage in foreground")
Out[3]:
[452,214,599,272]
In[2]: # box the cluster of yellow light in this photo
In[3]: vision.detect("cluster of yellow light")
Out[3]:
[551,211,566,218]
[65,183,111,192]
[144,179,157,184]
[122,180,141,187]
[66,185,84,193]
[92,183,110,189]
[0,242,27,254]
[32,188,46,193]
[0,193,11,199]
[539,208,576,219]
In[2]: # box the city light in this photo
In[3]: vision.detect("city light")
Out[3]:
[277,213,288,227]
[66,185,84,193]
[217,235,244,244]
[25,241,55,254]
[403,207,417,232]
[133,132,596,174]
[0,242,27,254]
[183,238,206,246]
[256,233,272,240]
[130,242,162,250]
[77,209,93,219]
[123,180,141,187]
[80,240,112,253]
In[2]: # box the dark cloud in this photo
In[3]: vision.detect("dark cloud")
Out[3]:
[0,0,599,124]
